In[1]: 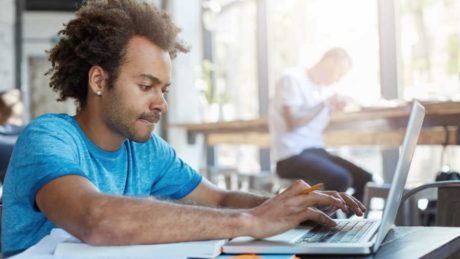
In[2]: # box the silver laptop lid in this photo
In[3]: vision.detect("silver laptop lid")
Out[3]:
[373,101,425,251]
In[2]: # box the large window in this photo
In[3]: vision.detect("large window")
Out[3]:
[199,0,460,184]
[202,0,260,174]
[202,0,258,122]
[398,0,460,183]
[399,0,460,100]
[0,0,15,92]
[202,0,382,177]
[267,0,381,104]
[265,0,382,180]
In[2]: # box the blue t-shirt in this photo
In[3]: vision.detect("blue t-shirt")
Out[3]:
[1,114,202,255]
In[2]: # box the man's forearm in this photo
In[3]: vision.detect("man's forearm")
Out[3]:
[284,101,327,130]
[78,194,251,245]
[219,190,269,208]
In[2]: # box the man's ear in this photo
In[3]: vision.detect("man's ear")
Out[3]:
[88,65,108,96]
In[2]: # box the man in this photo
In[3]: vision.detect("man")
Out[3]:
[0,89,24,182]
[269,48,373,202]
[2,1,365,256]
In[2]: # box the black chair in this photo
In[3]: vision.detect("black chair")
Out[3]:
[398,180,460,226]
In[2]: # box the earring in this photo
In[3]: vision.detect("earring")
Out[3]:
[96,90,102,96]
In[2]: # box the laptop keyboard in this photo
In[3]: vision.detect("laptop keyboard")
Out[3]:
[296,221,375,244]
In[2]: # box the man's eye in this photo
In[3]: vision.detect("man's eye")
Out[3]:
[140,85,151,91]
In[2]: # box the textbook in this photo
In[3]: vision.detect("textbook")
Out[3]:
[217,255,297,259]
[54,238,227,258]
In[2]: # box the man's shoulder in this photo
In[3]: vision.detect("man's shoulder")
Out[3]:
[20,113,79,142]
[27,113,74,129]
[30,113,71,123]
[277,67,308,87]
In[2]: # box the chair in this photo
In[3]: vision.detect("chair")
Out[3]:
[398,180,460,226]
[208,167,281,193]
[363,182,424,225]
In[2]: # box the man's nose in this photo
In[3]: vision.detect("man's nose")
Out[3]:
[149,92,168,112]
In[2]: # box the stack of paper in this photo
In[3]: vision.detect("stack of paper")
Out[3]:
[54,238,227,258]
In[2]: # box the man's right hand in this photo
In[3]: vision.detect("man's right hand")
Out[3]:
[243,180,354,239]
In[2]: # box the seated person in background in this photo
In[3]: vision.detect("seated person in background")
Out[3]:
[2,1,366,256]
[0,89,24,183]
[269,48,373,202]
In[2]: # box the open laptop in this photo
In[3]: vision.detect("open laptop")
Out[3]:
[223,101,425,255]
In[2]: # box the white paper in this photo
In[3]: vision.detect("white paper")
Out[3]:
[54,239,227,258]
[10,228,226,259]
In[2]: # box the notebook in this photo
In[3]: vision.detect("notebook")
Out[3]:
[223,101,425,255]
[217,255,297,259]
[54,237,226,258]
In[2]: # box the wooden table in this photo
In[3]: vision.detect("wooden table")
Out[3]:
[174,101,460,148]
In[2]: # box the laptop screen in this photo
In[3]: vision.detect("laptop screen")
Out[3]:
[373,101,425,251]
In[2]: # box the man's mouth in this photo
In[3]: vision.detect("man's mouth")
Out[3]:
[139,112,161,124]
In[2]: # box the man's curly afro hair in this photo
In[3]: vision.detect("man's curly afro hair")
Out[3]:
[46,0,189,110]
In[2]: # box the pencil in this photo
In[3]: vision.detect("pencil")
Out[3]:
[302,183,323,194]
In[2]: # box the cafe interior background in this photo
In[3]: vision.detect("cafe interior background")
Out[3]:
[0,0,459,215]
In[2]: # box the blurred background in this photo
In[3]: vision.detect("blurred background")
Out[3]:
[0,0,459,196]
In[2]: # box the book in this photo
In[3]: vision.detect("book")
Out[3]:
[54,238,227,258]
[217,255,297,259]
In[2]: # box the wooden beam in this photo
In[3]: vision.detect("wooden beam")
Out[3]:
[171,102,460,145]
[172,102,460,132]
[206,127,457,147]
[325,127,456,147]
[208,132,271,148]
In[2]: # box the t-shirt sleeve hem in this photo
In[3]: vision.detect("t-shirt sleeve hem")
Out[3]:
[171,174,203,199]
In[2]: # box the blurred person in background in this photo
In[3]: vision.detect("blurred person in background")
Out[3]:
[269,48,373,202]
[0,89,24,183]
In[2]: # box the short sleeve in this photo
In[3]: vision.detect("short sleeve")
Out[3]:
[6,115,86,208]
[147,135,202,200]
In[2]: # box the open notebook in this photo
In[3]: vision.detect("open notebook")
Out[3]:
[54,231,226,258]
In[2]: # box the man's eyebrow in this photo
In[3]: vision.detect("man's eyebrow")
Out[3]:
[138,74,161,83]
[138,74,171,86]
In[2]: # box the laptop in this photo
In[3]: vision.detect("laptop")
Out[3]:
[223,101,425,255]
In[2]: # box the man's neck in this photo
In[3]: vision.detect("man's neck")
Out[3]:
[74,110,125,151]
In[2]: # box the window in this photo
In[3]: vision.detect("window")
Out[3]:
[203,0,260,174]
[202,0,383,178]
[266,0,382,180]
[203,0,258,121]
[266,0,381,104]
[398,0,460,100]
[398,0,460,182]
[0,0,15,92]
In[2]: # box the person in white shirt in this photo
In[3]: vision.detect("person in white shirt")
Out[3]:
[269,48,373,201]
